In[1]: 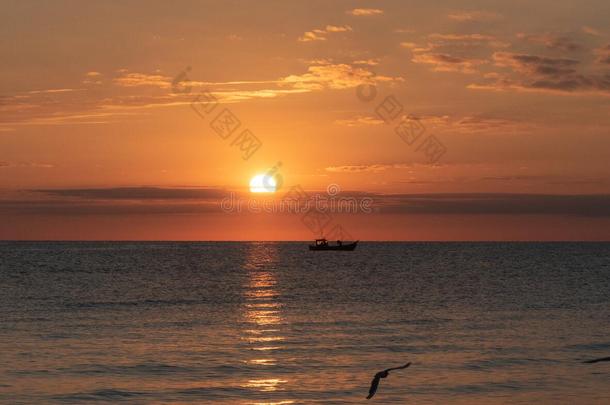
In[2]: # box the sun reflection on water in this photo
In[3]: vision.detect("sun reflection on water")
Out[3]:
[246,358,277,366]
[243,378,288,392]
[240,243,290,398]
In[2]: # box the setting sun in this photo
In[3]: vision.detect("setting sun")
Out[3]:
[250,174,277,193]
[2,2,610,405]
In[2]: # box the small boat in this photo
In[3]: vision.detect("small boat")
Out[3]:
[309,238,358,251]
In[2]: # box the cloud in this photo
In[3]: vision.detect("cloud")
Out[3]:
[397,113,530,134]
[0,187,234,216]
[479,175,548,182]
[279,62,401,91]
[594,44,610,65]
[0,161,55,169]
[517,33,582,52]
[347,8,383,16]
[403,33,509,54]
[33,187,228,200]
[428,33,510,48]
[451,115,524,133]
[211,88,310,103]
[0,199,222,216]
[299,30,327,42]
[332,112,526,134]
[298,25,352,42]
[478,175,607,185]
[27,88,83,94]
[447,11,502,22]
[6,188,610,219]
[469,52,610,94]
[0,62,401,127]
[83,71,103,85]
[371,193,610,217]
[400,42,419,49]
[493,52,579,75]
[325,163,414,173]
[582,26,603,37]
[113,72,172,88]
[353,59,380,66]
[411,52,487,73]
[326,25,351,33]
[334,116,384,127]
[404,32,508,75]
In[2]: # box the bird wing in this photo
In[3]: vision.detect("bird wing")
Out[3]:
[583,356,610,364]
[366,375,381,399]
[384,362,411,373]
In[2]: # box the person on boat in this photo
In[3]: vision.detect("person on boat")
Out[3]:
[337,240,342,246]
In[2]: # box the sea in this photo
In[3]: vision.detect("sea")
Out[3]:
[1,242,609,404]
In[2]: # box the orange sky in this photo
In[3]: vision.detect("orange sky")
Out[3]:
[1,0,610,240]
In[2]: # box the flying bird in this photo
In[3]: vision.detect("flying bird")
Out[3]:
[583,356,610,364]
[366,362,411,399]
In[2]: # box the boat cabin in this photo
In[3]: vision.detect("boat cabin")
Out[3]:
[309,238,358,251]
[314,238,329,247]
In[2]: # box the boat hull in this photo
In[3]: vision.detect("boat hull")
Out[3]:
[309,241,358,251]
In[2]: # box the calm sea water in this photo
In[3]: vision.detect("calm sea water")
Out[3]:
[1,242,609,404]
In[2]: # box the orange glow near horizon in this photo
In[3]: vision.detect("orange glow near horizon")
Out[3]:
[1,1,610,240]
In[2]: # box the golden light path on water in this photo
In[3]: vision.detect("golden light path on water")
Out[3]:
[240,243,290,402]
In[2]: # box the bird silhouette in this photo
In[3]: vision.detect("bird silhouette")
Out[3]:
[583,356,610,364]
[366,362,411,399]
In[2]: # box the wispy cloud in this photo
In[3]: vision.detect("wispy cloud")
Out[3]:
[347,8,383,16]
[1,61,401,128]
[371,193,610,217]
[326,163,414,173]
[403,32,507,74]
[33,187,228,200]
[298,25,352,42]
[517,33,582,52]
[0,161,55,169]
[447,11,502,22]
[450,115,525,133]
[113,72,172,88]
[428,33,510,48]
[27,88,84,94]
[83,71,103,85]
[412,52,487,74]
[469,52,610,94]
[582,26,603,37]
[407,114,530,134]
[353,58,380,66]
[594,44,610,65]
[493,52,579,76]
[334,115,384,127]
[279,62,401,90]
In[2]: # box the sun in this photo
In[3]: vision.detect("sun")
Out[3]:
[249,174,277,193]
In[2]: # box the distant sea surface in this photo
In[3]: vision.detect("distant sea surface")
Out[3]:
[1,242,609,404]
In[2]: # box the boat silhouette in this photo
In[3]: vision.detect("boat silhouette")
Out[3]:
[309,238,358,251]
